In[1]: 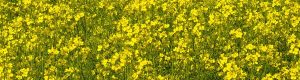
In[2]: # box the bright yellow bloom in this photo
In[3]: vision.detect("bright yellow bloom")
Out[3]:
[260,45,268,52]
[20,68,30,77]
[97,45,103,51]
[22,0,32,5]
[75,12,85,21]
[246,44,256,50]
[230,28,243,38]
[48,47,59,55]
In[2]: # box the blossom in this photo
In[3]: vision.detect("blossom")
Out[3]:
[246,44,256,50]
[22,0,32,5]
[48,47,59,55]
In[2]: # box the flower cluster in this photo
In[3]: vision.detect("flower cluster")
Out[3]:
[0,0,300,79]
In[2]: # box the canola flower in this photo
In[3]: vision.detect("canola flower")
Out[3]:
[0,0,300,79]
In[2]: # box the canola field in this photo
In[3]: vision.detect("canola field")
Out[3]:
[1,0,300,80]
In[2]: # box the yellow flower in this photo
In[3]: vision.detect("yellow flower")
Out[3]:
[49,66,57,72]
[97,45,103,51]
[61,47,70,53]
[80,47,91,53]
[126,38,138,46]
[161,3,168,11]
[256,65,262,72]
[262,73,273,80]
[190,9,198,16]
[49,5,61,13]
[224,71,237,80]
[291,16,300,27]
[218,54,228,67]
[107,5,115,10]
[260,45,268,52]
[16,75,23,80]
[20,68,30,77]
[48,47,59,55]
[22,0,32,5]
[101,59,108,67]
[30,34,38,42]
[27,55,33,61]
[288,34,297,43]
[157,75,165,80]
[289,48,299,55]
[230,28,243,38]
[72,37,84,46]
[208,14,216,25]
[246,44,256,50]
[44,76,49,80]
[137,60,151,70]
[65,67,77,73]
[75,12,85,21]
[37,16,44,23]
[132,71,141,79]
[231,52,238,58]
[98,1,105,8]
[0,48,8,55]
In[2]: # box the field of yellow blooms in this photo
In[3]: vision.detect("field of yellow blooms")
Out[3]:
[0,0,300,80]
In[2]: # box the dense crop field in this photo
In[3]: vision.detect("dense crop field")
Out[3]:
[0,0,300,79]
